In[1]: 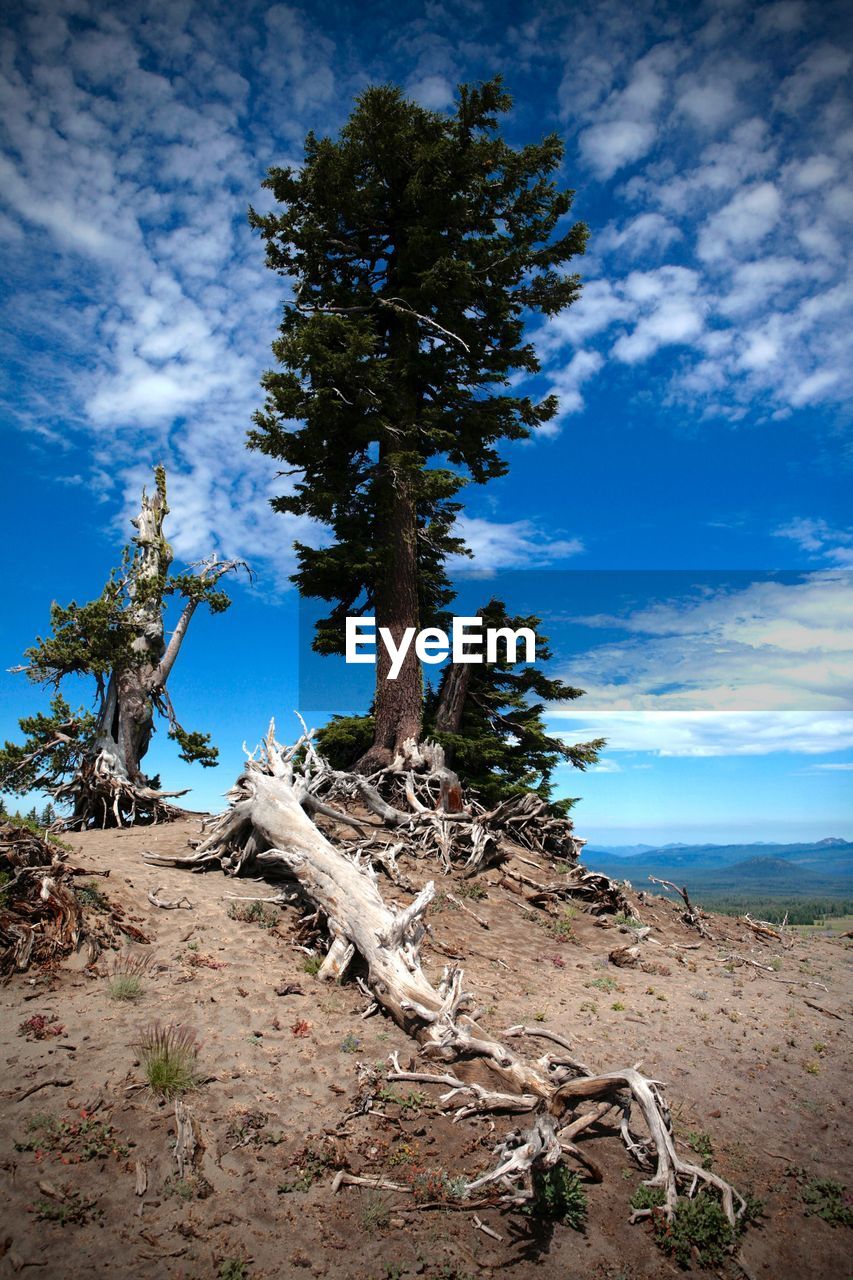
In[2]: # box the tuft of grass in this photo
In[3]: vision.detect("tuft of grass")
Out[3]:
[360,1189,392,1230]
[302,954,323,975]
[135,1023,200,1097]
[525,1165,587,1230]
[108,975,143,1002]
[613,911,641,928]
[611,1001,626,1012]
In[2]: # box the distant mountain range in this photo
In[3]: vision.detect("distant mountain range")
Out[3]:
[583,838,853,899]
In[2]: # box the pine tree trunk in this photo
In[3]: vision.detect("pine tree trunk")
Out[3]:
[434,662,471,736]
[360,464,423,768]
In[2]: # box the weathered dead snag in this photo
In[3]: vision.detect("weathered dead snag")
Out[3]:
[145,722,746,1233]
[648,875,712,939]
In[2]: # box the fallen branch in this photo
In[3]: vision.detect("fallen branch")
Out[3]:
[15,1077,74,1102]
[145,720,747,1231]
[147,886,194,910]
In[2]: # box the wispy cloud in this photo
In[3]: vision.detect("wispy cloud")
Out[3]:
[542,2,853,427]
[774,518,853,567]
[550,571,853,755]
[453,516,584,571]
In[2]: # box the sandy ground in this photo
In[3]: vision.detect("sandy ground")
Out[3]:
[0,816,850,1280]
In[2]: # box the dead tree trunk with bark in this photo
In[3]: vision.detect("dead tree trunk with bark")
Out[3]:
[146,722,746,1230]
[2,469,246,830]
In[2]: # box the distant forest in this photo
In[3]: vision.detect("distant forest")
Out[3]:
[691,895,853,925]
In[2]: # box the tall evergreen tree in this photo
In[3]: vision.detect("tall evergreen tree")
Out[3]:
[0,469,245,829]
[249,78,587,766]
[318,600,604,810]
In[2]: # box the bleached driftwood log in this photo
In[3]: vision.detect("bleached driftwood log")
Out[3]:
[145,722,745,1226]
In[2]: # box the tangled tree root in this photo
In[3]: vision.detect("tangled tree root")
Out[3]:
[145,720,747,1234]
[54,750,188,831]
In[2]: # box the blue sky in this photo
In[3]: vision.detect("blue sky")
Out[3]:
[1,0,852,844]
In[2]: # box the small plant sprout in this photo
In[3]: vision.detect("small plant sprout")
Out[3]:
[135,1023,201,1097]
[525,1164,587,1230]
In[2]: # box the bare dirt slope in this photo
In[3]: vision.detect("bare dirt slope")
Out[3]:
[1,817,850,1280]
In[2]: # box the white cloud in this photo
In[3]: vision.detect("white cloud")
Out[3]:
[553,710,853,757]
[677,79,738,130]
[543,350,605,424]
[580,120,657,179]
[0,0,343,583]
[453,517,584,571]
[697,182,782,261]
[777,42,852,113]
[408,74,455,109]
[774,519,853,567]
[548,574,853,760]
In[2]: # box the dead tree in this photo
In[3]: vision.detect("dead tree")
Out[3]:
[146,722,746,1229]
[1,468,247,829]
[648,876,712,939]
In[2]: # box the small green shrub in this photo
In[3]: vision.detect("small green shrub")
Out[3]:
[800,1178,852,1227]
[687,1130,714,1169]
[16,1112,129,1162]
[526,1164,587,1230]
[631,1185,666,1212]
[75,881,111,911]
[547,910,576,941]
[135,1023,200,1097]
[30,1193,102,1226]
[454,881,487,900]
[585,975,619,992]
[227,901,279,928]
[630,1186,759,1269]
[613,912,641,928]
[404,1166,467,1204]
[377,1086,430,1114]
[341,1032,361,1054]
[302,955,323,975]
[277,1145,333,1194]
[219,1261,249,1280]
